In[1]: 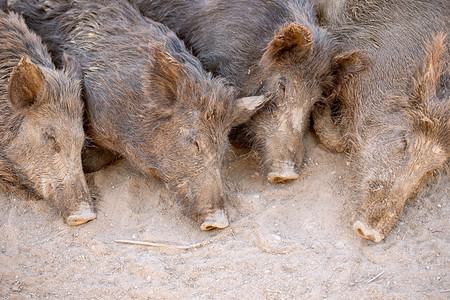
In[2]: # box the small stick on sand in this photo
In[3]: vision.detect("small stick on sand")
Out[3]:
[114,239,209,250]
[114,216,247,250]
[367,270,385,284]
[265,288,282,294]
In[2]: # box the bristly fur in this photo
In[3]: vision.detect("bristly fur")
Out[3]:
[1,11,67,199]
[143,41,240,137]
[410,33,447,107]
[0,0,7,11]
[1,9,88,218]
[11,0,257,225]
[12,0,239,128]
[260,22,314,68]
[314,0,450,154]
[0,10,83,122]
[131,0,375,181]
[407,33,450,155]
[313,0,449,241]
[0,153,41,199]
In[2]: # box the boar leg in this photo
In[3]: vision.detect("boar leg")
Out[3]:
[311,102,346,153]
[82,145,121,173]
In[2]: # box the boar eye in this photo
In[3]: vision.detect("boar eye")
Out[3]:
[194,140,201,154]
[402,133,412,151]
[403,137,409,151]
[44,130,61,153]
[397,133,409,154]
[278,78,286,94]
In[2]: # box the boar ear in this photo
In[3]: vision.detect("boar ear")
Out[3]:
[144,42,189,108]
[62,52,83,80]
[333,50,371,82]
[409,33,447,107]
[261,22,313,67]
[332,50,371,93]
[8,56,46,110]
[232,95,267,126]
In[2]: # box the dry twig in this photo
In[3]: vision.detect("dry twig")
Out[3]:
[367,270,385,283]
[114,239,209,250]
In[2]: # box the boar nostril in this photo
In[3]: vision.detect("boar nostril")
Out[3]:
[66,202,96,226]
[267,161,299,183]
[353,221,384,243]
[268,170,299,183]
[201,224,217,231]
[200,210,229,231]
[355,227,364,237]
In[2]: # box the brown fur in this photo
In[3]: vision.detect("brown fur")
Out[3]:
[313,0,449,241]
[11,0,266,228]
[0,10,92,221]
[407,34,450,156]
[8,56,46,109]
[130,0,370,183]
[261,23,314,67]
[358,40,450,240]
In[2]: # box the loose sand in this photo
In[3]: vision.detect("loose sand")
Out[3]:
[0,131,448,299]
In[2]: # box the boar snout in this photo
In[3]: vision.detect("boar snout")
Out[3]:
[66,201,96,226]
[64,184,96,225]
[200,210,229,231]
[267,161,299,183]
[354,188,406,242]
[48,178,96,226]
[353,221,385,243]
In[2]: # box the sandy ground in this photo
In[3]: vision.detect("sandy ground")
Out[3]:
[0,131,448,299]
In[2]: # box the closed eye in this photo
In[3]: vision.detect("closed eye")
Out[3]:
[44,130,61,153]
[394,132,409,154]
[194,140,201,154]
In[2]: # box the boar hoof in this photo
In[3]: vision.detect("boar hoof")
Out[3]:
[66,202,96,226]
[200,210,229,231]
[353,221,384,243]
[267,170,299,183]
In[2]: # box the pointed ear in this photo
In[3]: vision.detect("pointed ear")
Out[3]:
[333,50,371,83]
[261,22,313,68]
[8,56,46,111]
[62,52,83,80]
[232,95,267,126]
[143,42,190,108]
[330,50,371,97]
[410,33,447,107]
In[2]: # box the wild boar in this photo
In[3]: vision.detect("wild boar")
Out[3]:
[0,10,95,225]
[131,0,369,183]
[313,0,450,242]
[11,0,267,230]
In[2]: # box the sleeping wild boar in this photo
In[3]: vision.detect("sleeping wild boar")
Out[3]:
[0,10,95,225]
[11,0,267,230]
[131,0,369,183]
[313,0,449,241]
[353,35,449,242]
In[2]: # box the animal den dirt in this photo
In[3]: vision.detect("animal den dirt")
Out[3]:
[0,131,448,298]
